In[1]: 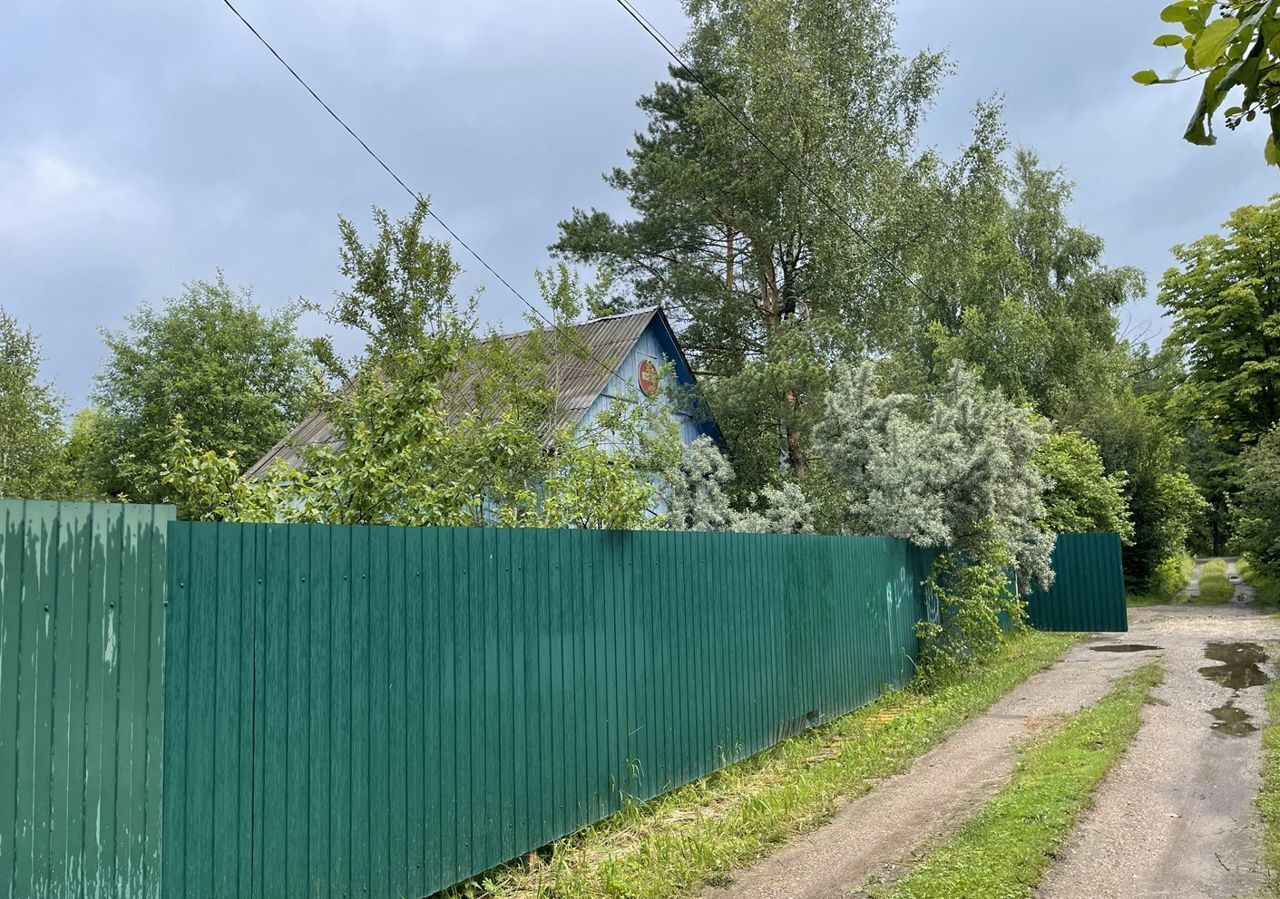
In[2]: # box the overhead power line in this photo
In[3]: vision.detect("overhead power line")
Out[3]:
[218,0,632,385]
[611,0,944,310]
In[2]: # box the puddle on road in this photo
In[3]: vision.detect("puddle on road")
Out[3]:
[1199,642,1270,690]
[1210,702,1258,737]
[1090,644,1161,653]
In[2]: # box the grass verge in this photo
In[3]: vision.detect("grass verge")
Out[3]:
[1192,558,1234,605]
[1258,654,1280,894]
[1129,553,1195,606]
[444,631,1077,899]
[877,661,1162,899]
[1240,557,1280,606]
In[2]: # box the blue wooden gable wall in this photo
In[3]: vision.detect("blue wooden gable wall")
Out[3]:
[577,313,723,449]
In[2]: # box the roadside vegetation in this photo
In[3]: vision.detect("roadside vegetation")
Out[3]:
[1191,559,1235,605]
[1259,660,1280,895]
[443,631,1077,899]
[1240,558,1280,606]
[1129,553,1195,606]
[876,663,1162,899]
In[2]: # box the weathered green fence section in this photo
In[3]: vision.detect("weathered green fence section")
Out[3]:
[1026,532,1128,633]
[1,506,1124,899]
[162,522,936,898]
[0,499,173,899]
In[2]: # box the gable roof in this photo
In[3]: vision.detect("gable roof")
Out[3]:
[246,306,700,478]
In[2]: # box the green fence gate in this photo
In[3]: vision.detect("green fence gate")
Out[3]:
[0,500,174,899]
[161,523,937,898]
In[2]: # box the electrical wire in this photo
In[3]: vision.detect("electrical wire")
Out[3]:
[219,0,633,385]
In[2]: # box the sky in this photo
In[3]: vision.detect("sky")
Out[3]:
[2,0,1276,410]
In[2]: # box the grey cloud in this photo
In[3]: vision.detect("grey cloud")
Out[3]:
[1,0,1272,409]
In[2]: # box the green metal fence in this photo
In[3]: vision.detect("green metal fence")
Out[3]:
[0,500,174,899]
[1026,532,1128,633]
[0,503,1126,899]
[161,523,937,898]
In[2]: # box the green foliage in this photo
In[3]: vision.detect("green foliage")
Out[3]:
[1182,424,1240,554]
[554,0,948,493]
[93,274,318,502]
[1135,0,1280,164]
[814,361,1055,590]
[1034,430,1133,541]
[61,408,114,501]
[915,540,1026,691]
[903,151,1144,420]
[1161,199,1280,449]
[1239,556,1280,603]
[443,630,1076,899]
[165,204,681,529]
[1129,552,1194,605]
[1065,384,1204,591]
[0,306,66,499]
[881,663,1162,899]
[1234,426,1280,579]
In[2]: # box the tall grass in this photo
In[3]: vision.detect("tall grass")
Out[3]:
[1194,558,1235,604]
[1258,654,1280,893]
[1129,553,1195,606]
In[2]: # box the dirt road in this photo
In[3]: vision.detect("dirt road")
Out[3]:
[706,635,1155,898]
[1038,603,1277,899]
[706,603,1279,899]
[1179,560,1205,600]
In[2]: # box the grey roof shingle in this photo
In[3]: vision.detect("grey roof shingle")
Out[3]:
[245,307,661,478]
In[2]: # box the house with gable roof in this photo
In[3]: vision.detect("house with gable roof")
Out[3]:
[247,306,723,478]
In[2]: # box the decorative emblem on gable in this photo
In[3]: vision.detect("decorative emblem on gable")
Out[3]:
[637,359,660,397]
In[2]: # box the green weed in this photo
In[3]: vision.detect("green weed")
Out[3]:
[1192,558,1234,604]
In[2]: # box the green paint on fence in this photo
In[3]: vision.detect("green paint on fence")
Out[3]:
[0,502,1125,899]
[1026,532,1129,633]
[0,499,173,899]
[161,523,937,898]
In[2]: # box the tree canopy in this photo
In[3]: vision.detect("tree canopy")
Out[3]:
[1161,197,1280,449]
[556,0,1141,505]
[165,204,682,529]
[92,276,319,502]
[0,307,66,499]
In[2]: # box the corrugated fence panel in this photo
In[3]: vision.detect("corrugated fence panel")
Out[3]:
[1026,531,1128,633]
[163,524,938,899]
[0,498,173,899]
